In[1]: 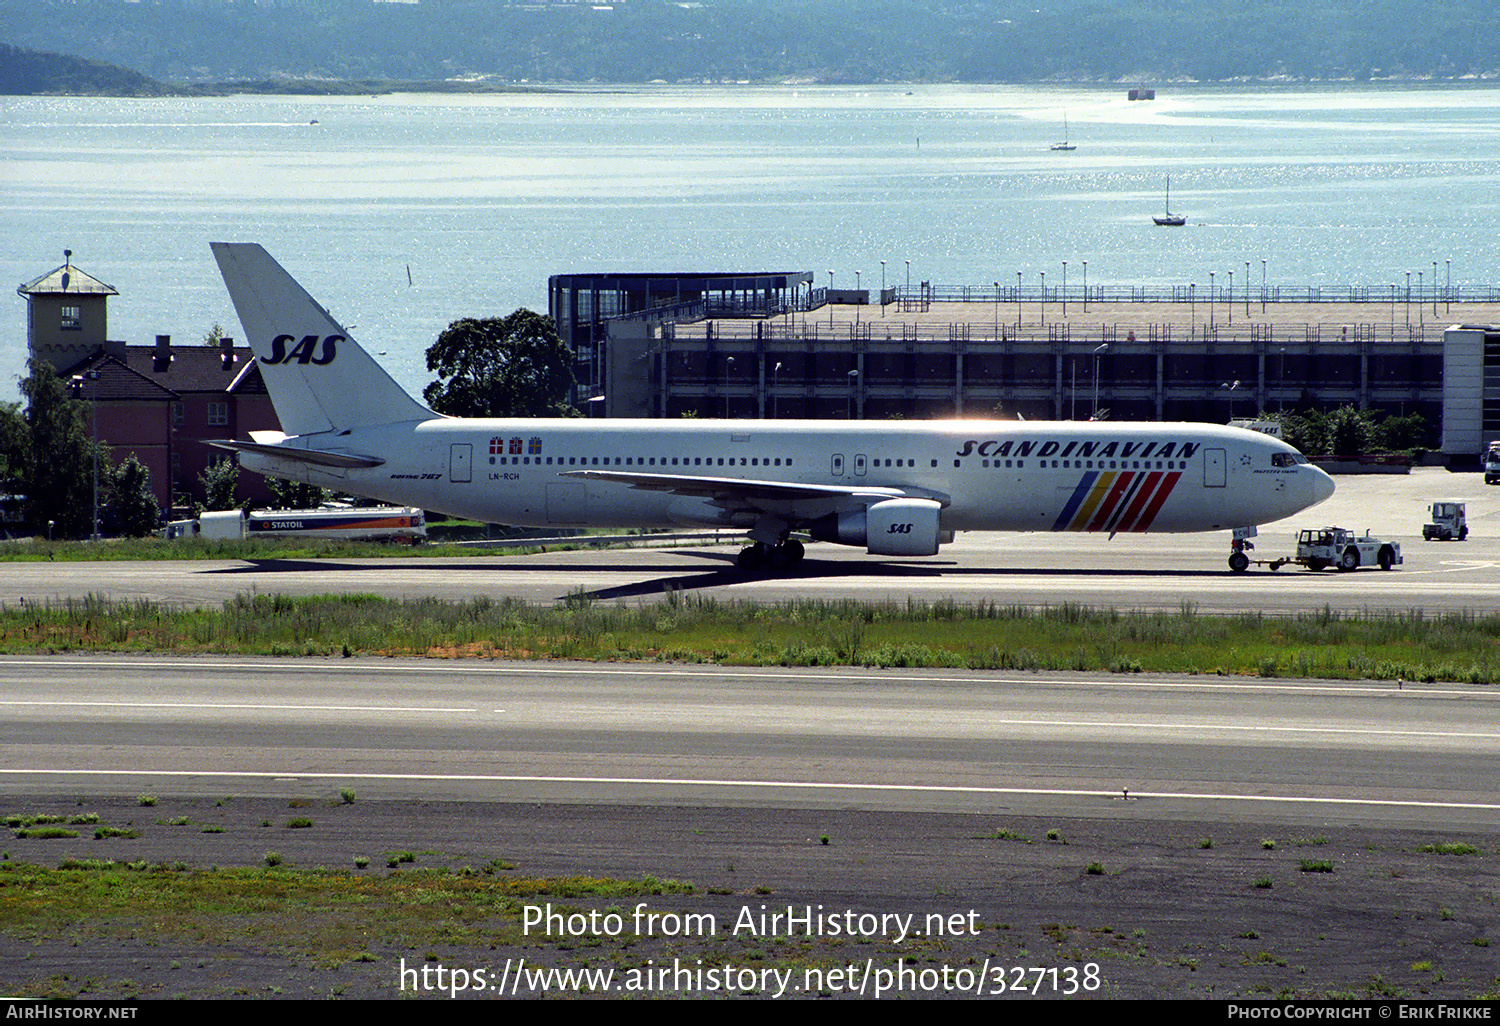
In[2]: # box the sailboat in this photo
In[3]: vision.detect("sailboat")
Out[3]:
[1153,175,1185,226]
[1050,115,1076,151]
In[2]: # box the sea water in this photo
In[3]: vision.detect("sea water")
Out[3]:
[4,82,1499,399]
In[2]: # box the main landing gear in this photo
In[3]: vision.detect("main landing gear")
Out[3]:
[737,538,805,573]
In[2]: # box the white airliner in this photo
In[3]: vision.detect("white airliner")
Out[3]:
[211,243,1334,571]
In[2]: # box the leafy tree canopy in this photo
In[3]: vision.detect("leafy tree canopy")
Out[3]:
[105,456,160,537]
[199,457,240,512]
[19,359,109,538]
[0,402,26,490]
[423,310,577,419]
[266,476,326,510]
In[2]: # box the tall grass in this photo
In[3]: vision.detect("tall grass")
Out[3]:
[2,592,1498,683]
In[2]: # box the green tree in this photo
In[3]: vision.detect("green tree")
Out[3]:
[423,310,577,418]
[105,456,160,537]
[1376,411,1430,453]
[0,402,25,491]
[1327,405,1376,457]
[1272,408,1329,457]
[266,476,326,510]
[19,359,107,538]
[199,457,240,512]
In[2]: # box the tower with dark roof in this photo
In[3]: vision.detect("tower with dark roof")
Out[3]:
[16,251,122,371]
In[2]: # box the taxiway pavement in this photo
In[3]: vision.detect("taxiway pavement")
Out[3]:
[2,467,1496,615]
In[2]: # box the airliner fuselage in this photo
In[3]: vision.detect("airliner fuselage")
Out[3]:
[212,241,1334,570]
[239,417,1331,540]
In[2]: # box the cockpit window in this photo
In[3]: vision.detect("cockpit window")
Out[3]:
[1271,453,1308,467]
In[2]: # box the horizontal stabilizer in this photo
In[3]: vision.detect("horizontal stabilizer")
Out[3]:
[209,439,386,469]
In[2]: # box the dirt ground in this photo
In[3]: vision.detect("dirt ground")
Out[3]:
[2,795,1497,1000]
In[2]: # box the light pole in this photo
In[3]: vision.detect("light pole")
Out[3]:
[1062,261,1067,316]
[724,356,734,418]
[1209,271,1215,331]
[72,370,101,540]
[1433,260,1438,316]
[1228,270,1233,325]
[773,361,782,419]
[86,369,99,541]
[1245,260,1250,318]
[854,269,861,325]
[1222,380,1240,422]
[1039,271,1046,325]
[1189,282,1196,336]
[847,368,859,420]
[828,270,834,328]
[1278,347,1286,412]
[1446,258,1452,312]
[993,282,1000,338]
[1405,271,1411,328]
[1092,343,1109,419]
[1016,271,1022,328]
[880,260,886,317]
[1082,260,1088,313]
[1261,259,1267,313]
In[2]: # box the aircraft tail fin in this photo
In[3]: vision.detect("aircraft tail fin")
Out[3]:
[211,242,437,436]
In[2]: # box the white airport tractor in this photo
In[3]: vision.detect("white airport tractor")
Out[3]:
[1293,527,1401,571]
[1422,501,1468,541]
[1228,525,1401,572]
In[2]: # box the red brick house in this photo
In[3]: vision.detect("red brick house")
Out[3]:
[17,255,281,512]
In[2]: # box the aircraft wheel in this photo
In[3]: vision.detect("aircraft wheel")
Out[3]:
[1338,548,1360,571]
[1228,551,1250,573]
[737,544,767,573]
[1378,546,1395,570]
[781,538,805,565]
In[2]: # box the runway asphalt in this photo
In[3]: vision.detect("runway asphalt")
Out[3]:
[4,655,1496,830]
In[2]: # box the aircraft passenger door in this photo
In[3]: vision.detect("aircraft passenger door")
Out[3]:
[853,454,867,477]
[1204,447,1226,488]
[449,443,473,483]
[831,453,845,477]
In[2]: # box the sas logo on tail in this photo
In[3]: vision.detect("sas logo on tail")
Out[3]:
[265,334,341,365]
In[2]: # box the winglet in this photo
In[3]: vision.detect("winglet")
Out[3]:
[211,243,437,436]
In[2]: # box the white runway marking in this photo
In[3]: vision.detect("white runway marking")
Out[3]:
[2,768,1496,813]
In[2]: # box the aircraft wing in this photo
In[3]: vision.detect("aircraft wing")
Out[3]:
[561,469,946,512]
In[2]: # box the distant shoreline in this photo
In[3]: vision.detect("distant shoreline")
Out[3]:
[25,77,1500,98]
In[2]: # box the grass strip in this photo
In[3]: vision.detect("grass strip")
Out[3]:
[0,859,691,954]
[2,592,1498,683]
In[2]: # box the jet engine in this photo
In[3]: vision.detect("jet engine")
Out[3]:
[809,498,944,556]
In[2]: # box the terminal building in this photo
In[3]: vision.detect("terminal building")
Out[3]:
[550,272,1500,458]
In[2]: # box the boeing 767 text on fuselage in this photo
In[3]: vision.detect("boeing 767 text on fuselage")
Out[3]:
[210,243,1334,572]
